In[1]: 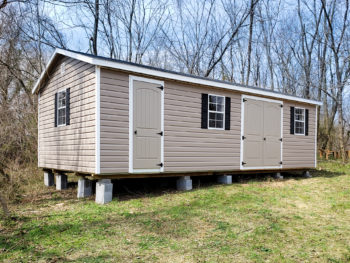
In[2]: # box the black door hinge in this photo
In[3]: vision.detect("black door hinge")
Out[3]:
[242,161,246,165]
[279,138,283,142]
[279,161,283,165]
[242,135,246,140]
[157,163,163,167]
[158,86,164,90]
[243,98,247,102]
[280,104,283,108]
[157,131,163,136]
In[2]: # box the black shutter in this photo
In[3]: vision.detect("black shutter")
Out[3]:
[305,109,309,136]
[54,93,58,127]
[290,106,295,134]
[225,97,231,130]
[66,88,70,125]
[201,94,208,129]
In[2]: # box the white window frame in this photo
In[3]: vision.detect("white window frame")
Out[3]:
[57,90,67,127]
[294,107,305,135]
[208,94,225,130]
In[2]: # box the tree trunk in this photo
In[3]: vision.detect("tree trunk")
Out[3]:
[92,0,99,55]
[0,193,9,218]
[246,0,255,86]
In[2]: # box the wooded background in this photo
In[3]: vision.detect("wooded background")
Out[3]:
[0,0,349,206]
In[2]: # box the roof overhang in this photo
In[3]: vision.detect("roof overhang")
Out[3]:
[32,48,322,106]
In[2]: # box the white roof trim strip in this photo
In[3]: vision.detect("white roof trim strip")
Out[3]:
[32,48,322,106]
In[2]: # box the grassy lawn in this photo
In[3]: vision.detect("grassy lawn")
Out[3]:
[1,160,350,262]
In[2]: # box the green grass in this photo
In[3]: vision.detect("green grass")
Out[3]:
[1,160,350,262]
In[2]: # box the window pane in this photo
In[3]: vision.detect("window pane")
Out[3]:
[217,96,224,104]
[295,114,304,121]
[216,120,223,128]
[217,104,224,112]
[209,95,216,103]
[216,113,223,121]
[209,120,215,128]
[209,112,216,120]
[209,103,216,111]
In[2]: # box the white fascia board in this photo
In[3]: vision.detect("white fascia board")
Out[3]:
[33,48,323,106]
[32,50,59,94]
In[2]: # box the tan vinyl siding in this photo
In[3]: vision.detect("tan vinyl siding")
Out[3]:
[99,68,316,174]
[164,82,241,172]
[38,56,96,173]
[99,69,241,174]
[282,102,316,168]
[100,69,129,174]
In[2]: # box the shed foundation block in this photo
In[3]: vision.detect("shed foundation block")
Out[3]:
[77,177,92,198]
[55,173,67,190]
[217,175,232,184]
[302,171,312,178]
[95,179,113,204]
[176,176,192,191]
[274,172,283,179]
[44,171,54,186]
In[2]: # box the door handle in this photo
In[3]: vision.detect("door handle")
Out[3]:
[134,130,137,135]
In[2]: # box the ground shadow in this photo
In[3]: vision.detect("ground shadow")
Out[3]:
[113,168,344,202]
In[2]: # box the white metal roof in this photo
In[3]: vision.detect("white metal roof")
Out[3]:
[32,48,322,106]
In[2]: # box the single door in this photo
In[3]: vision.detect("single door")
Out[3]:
[243,99,264,167]
[133,80,162,170]
[242,97,282,168]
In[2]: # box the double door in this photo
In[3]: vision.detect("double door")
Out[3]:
[242,96,282,169]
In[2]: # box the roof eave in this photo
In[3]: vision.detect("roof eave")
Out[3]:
[32,48,323,106]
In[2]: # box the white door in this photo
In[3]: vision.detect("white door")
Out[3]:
[242,96,282,169]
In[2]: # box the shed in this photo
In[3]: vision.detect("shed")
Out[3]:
[33,48,322,203]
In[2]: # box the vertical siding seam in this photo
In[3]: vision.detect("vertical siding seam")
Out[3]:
[95,66,101,174]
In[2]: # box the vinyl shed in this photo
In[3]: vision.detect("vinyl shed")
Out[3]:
[33,48,322,203]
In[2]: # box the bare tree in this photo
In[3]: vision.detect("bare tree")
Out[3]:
[321,0,350,161]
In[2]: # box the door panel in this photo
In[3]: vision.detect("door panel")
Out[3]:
[263,102,281,166]
[133,80,162,170]
[242,97,282,168]
[243,99,264,167]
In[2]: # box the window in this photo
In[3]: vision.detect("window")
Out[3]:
[208,94,225,129]
[57,90,67,126]
[294,107,305,135]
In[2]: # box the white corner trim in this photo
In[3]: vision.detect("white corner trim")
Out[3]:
[240,94,283,170]
[32,48,323,106]
[315,105,318,168]
[129,75,164,173]
[37,93,40,167]
[95,66,101,174]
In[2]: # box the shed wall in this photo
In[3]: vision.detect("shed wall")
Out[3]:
[38,56,96,173]
[100,68,317,174]
[282,102,316,168]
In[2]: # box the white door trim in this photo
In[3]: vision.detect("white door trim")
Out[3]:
[95,66,101,174]
[240,94,283,170]
[129,75,164,173]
